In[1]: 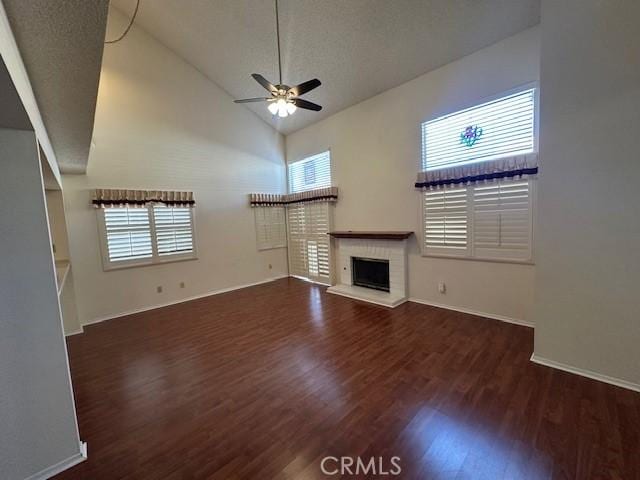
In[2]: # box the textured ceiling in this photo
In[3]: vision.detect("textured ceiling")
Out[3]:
[111,0,540,135]
[3,0,109,173]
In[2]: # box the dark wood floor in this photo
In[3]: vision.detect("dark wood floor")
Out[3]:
[55,278,640,480]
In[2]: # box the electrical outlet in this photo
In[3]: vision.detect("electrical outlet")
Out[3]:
[179,282,185,289]
[157,286,163,293]
[438,281,446,294]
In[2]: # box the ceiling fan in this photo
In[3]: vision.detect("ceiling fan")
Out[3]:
[234,0,322,118]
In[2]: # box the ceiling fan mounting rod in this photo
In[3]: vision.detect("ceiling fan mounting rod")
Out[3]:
[275,0,283,85]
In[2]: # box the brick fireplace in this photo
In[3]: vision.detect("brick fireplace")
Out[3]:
[327,231,413,308]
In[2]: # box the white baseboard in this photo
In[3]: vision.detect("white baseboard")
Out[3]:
[530,353,640,393]
[408,297,534,328]
[82,275,289,328]
[64,327,84,337]
[24,442,87,480]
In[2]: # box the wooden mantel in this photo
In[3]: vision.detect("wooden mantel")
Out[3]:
[328,231,414,240]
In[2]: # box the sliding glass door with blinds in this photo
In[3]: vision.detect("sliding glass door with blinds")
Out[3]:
[287,202,331,284]
[286,151,333,283]
[98,205,196,270]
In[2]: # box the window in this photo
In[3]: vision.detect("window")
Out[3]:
[287,202,331,283]
[422,88,536,171]
[423,179,533,261]
[288,151,331,193]
[98,205,196,270]
[421,87,536,262]
[254,206,286,250]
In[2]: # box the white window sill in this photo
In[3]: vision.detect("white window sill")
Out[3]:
[103,255,198,272]
[421,252,534,266]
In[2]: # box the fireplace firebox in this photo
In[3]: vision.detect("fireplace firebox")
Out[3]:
[351,257,390,292]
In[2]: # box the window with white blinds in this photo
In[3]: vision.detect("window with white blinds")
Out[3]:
[102,208,153,262]
[422,88,536,171]
[153,206,195,256]
[98,205,196,270]
[287,202,331,283]
[254,206,286,250]
[288,151,331,193]
[423,179,533,261]
[423,187,469,254]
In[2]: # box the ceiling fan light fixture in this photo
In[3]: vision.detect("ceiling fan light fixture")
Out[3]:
[267,101,279,115]
[233,0,323,116]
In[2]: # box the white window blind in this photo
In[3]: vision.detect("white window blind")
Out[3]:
[423,187,469,255]
[288,151,331,193]
[103,208,153,262]
[287,202,331,283]
[423,179,532,261]
[98,205,196,270]
[422,88,535,171]
[254,206,286,250]
[153,206,195,256]
[472,180,531,260]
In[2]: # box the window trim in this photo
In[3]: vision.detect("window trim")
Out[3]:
[97,205,198,271]
[420,82,540,171]
[420,179,535,264]
[287,149,332,194]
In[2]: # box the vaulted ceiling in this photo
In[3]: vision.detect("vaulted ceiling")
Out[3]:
[112,0,540,135]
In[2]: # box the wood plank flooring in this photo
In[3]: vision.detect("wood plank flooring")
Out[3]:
[55,278,640,479]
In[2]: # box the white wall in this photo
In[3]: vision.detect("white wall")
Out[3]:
[64,9,288,325]
[533,1,640,386]
[0,128,81,479]
[45,189,69,261]
[286,27,539,323]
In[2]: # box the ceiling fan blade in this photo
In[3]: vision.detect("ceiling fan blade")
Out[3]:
[289,78,321,97]
[292,98,322,111]
[234,97,272,103]
[251,73,277,93]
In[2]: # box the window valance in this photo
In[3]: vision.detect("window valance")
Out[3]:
[92,189,195,208]
[249,187,338,207]
[415,154,538,190]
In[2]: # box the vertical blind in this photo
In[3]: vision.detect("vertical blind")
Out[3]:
[422,88,535,171]
[287,202,331,283]
[288,151,331,193]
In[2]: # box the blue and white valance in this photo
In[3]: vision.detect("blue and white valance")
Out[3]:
[415,153,538,189]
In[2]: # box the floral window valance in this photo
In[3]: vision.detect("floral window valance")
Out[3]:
[415,154,538,190]
[249,187,338,207]
[92,189,195,208]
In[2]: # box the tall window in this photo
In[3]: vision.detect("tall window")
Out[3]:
[288,151,331,193]
[287,151,332,283]
[98,205,196,270]
[421,87,536,262]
